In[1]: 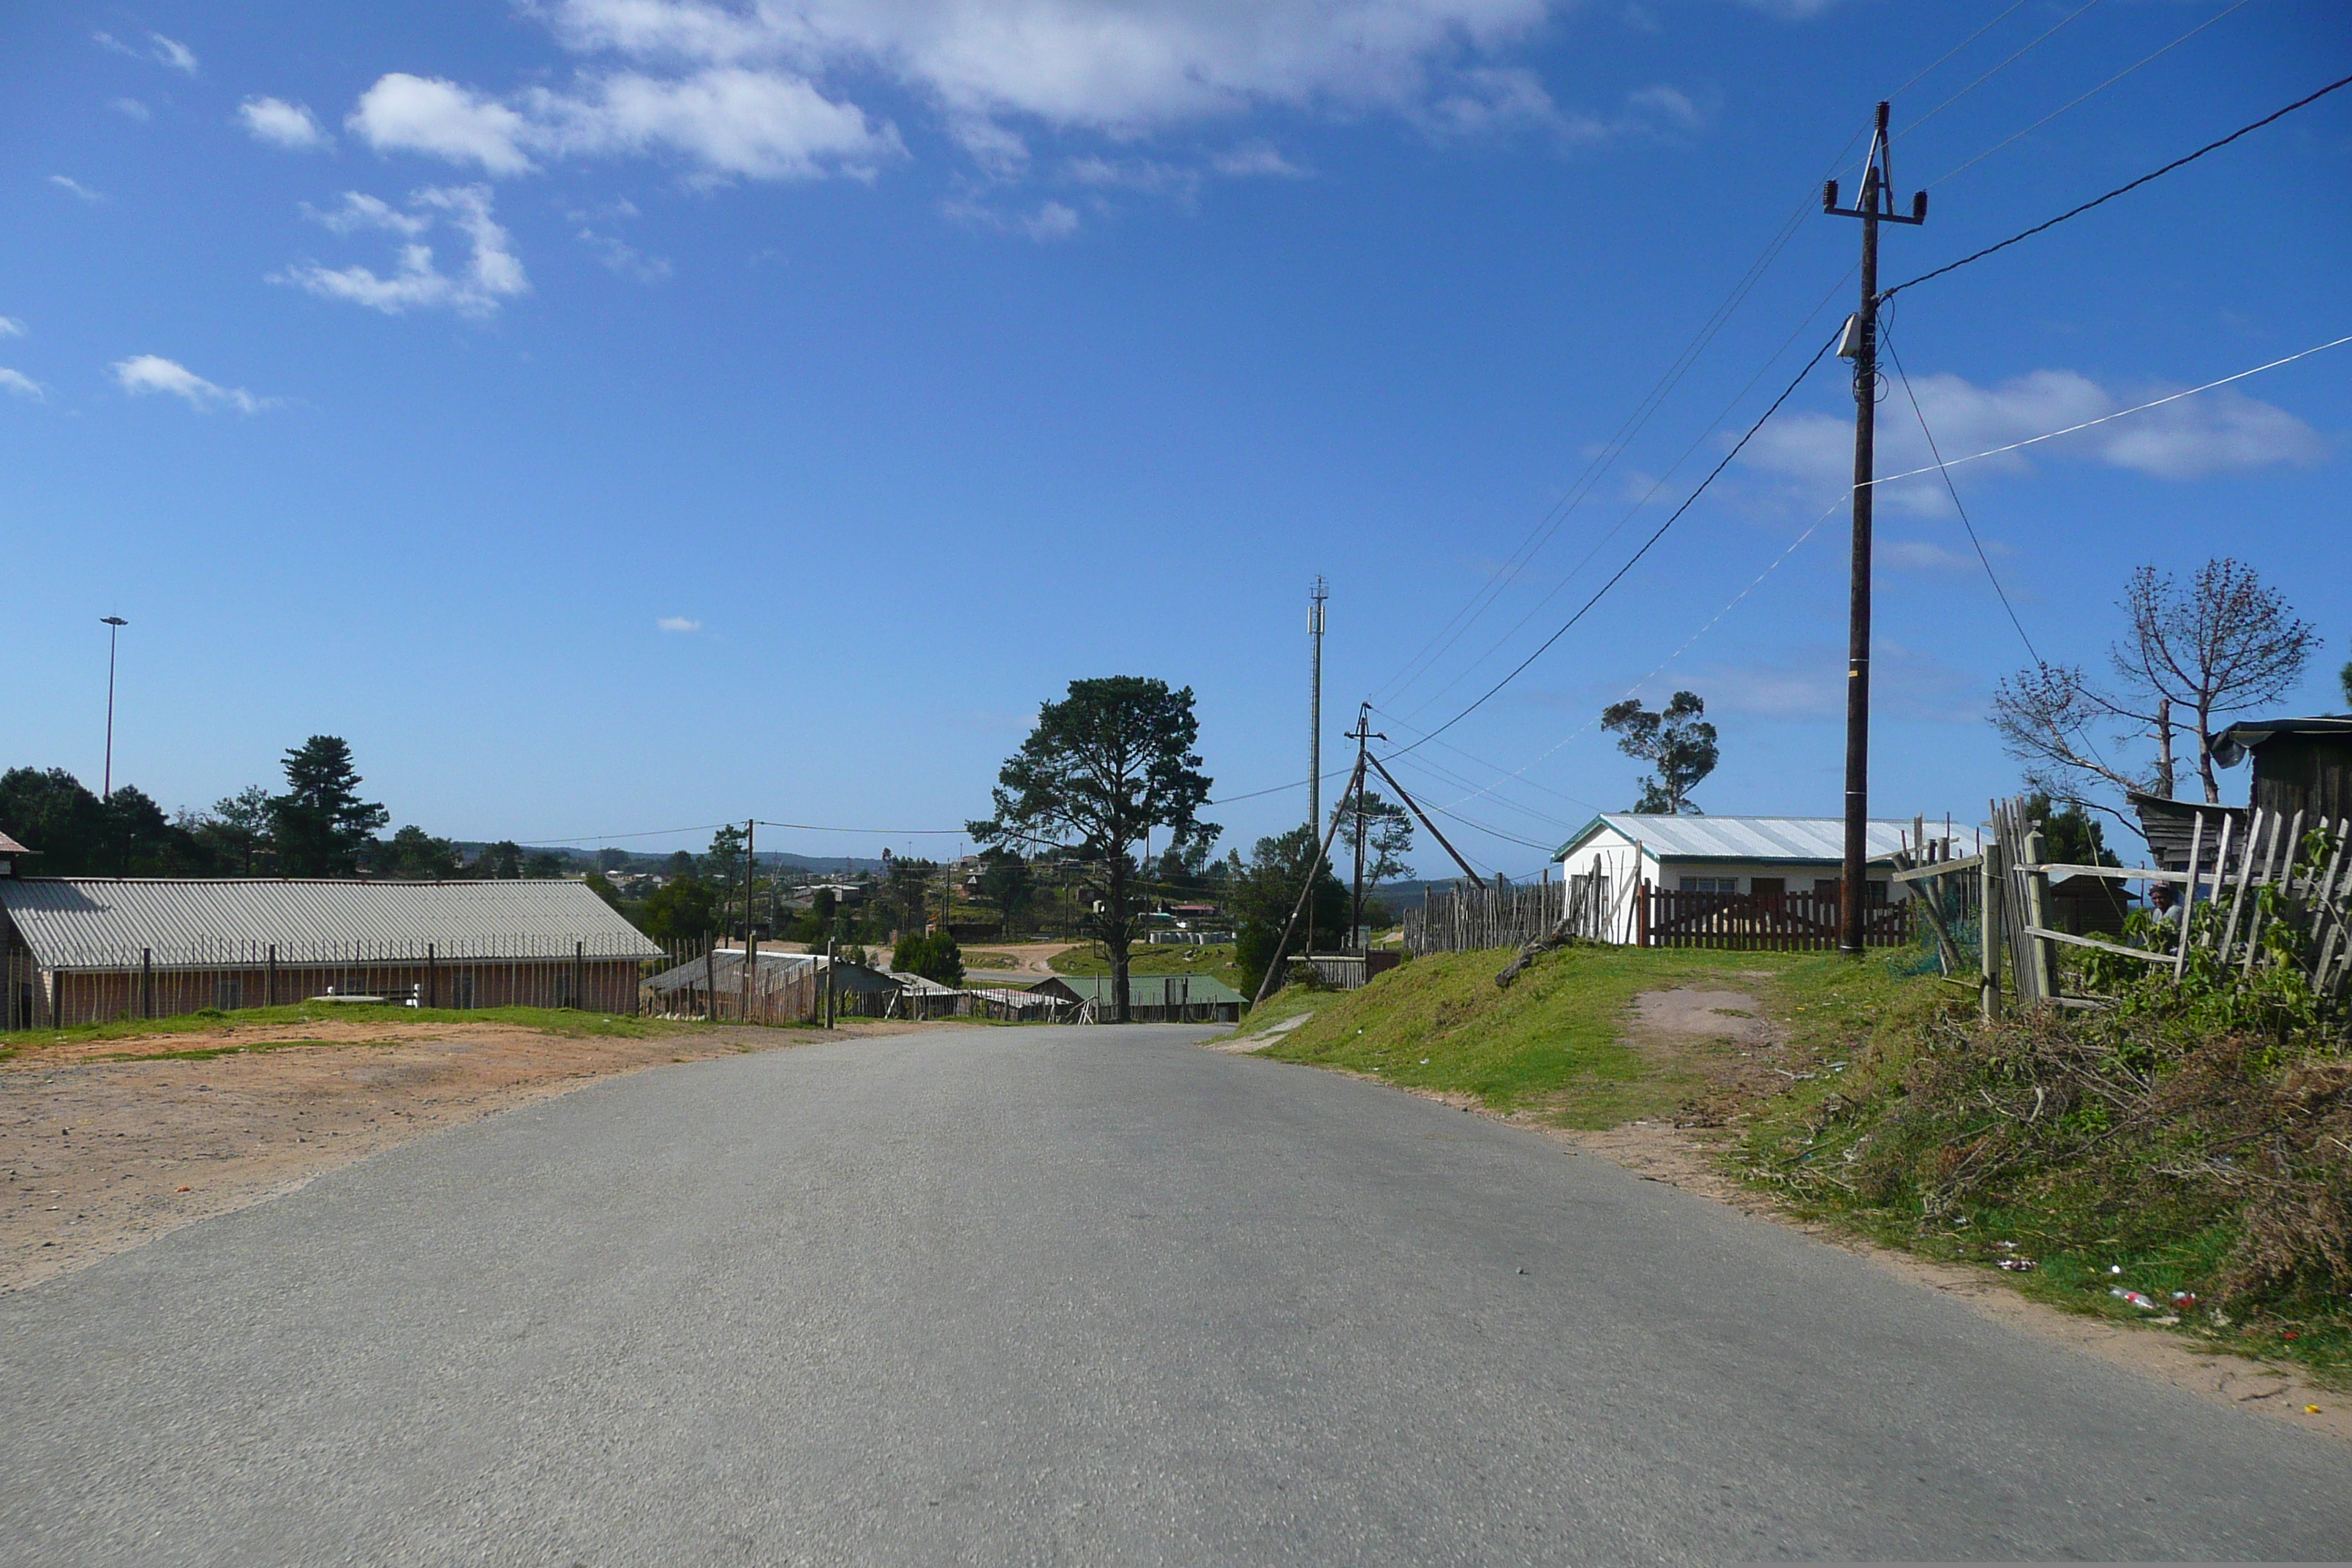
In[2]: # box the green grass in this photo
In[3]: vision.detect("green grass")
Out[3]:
[1051,942,1248,995]
[0,1003,693,1060]
[1254,944,1929,1128]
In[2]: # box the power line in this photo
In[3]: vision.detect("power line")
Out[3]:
[1387,325,1844,758]
[1396,259,1858,724]
[1889,0,2038,104]
[1371,1,2086,715]
[1884,72,2352,301]
[1896,0,2106,143]
[1879,321,2041,664]
[1866,331,2352,487]
[1922,0,2259,188]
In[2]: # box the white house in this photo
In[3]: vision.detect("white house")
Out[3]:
[1551,814,1920,944]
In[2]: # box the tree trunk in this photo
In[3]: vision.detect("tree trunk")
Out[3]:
[2154,697,2174,799]
[2196,699,2220,803]
[1105,858,1131,1023]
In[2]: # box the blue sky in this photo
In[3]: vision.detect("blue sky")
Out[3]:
[4,0,2346,877]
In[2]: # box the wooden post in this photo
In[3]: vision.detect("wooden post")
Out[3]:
[267,943,278,1008]
[141,948,153,1019]
[704,937,716,1021]
[2021,826,2056,1001]
[573,941,585,1011]
[1979,841,2003,1021]
[2173,814,2204,980]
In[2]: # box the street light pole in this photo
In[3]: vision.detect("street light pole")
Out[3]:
[99,617,128,801]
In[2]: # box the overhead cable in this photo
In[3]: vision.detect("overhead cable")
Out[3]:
[1864,331,2352,487]
[1883,72,2352,301]
[1385,325,1844,758]
[1923,0,2259,188]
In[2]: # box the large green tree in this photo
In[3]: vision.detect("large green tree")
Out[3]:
[271,736,388,876]
[1229,825,1348,999]
[977,848,1034,937]
[0,768,211,875]
[1600,691,1719,815]
[374,825,462,879]
[193,785,276,875]
[969,677,1214,1022]
[642,875,717,943]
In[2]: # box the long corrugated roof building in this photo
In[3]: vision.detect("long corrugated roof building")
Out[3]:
[1,872,661,1028]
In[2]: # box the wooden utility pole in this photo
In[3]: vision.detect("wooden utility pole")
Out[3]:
[1346,704,1385,953]
[1824,102,1926,954]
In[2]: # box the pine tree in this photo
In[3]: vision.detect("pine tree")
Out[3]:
[270,736,388,876]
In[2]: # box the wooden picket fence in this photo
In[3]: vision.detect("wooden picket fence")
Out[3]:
[1640,887,1909,951]
[1893,794,2352,1014]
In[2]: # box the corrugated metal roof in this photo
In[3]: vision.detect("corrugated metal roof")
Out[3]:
[1031,974,1245,1005]
[0,878,663,970]
[0,832,31,856]
[1554,814,1915,864]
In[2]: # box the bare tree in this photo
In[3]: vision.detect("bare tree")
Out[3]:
[2113,559,2316,802]
[1992,557,2315,811]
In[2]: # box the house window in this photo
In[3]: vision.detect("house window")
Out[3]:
[1679,876,1738,894]
[214,976,243,1011]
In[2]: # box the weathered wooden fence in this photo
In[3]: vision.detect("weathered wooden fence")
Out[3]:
[1403,882,1561,955]
[1894,795,2352,1015]
[1639,888,1909,951]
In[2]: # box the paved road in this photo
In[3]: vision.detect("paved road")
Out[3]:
[3,1026,2346,1565]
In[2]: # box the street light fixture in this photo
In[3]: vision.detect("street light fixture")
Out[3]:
[100,617,127,801]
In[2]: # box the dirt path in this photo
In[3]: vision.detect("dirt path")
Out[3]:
[0,1016,954,1295]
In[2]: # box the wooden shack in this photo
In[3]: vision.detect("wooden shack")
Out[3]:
[2217,715,2352,823]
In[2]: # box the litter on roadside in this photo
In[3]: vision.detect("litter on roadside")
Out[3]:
[1997,1258,2036,1272]
[2111,1288,2161,1311]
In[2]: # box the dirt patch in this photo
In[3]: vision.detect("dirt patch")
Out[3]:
[0,1016,956,1294]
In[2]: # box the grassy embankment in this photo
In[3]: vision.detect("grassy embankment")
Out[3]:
[1052,941,1250,995]
[0,1003,693,1063]
[1249,942,2352,1384]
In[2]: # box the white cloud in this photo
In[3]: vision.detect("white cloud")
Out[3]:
[0,368,45,401]
[1741,366,2326,511]
[581,230,672,281]
[240,97,332,151]
[274,185,530,317]
[341,0,1728,197]
[48,175,103,203]
[112,97,151,122]
[944,193,1081,240]
[1211,141,1308,178]
[148,34,198,74]
[95,31,199,73]
[112,355,276,413]
[347,67,900,184]
[0,317,23,337]
[349,75,538,176]
[657,616,701,632]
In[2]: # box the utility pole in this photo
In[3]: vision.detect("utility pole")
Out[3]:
[99,616,128,801]
[1308,576,1328,951]
[1823,102,1925,955]
[742,819,758,943]
[1346,704,1385,954]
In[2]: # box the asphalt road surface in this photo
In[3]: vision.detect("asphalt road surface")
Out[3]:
[4,1025,2347,1565]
